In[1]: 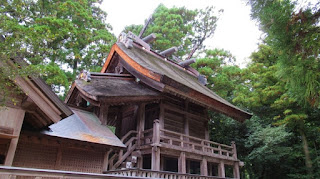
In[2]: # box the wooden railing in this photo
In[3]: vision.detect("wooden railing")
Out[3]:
[0,166,147,179]
[109,130,138,170]
[159,129,236,159]
[106,168,225,179]
[140,128,153,145]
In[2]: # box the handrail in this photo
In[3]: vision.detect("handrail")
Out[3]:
[121,130,138,142]
[159,128,235,158]
[160,128,232,149]
[142,128,153,134]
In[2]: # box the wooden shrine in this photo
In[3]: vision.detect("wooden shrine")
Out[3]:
[0,32,251,179]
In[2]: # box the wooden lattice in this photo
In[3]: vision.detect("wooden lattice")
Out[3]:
[59,147,104,173]
[13,141,58,169]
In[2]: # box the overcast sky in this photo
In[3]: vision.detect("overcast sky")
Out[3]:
[101,0,263,67]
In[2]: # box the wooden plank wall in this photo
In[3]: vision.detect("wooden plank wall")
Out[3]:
[163,97,207,139]
[13,134,105,173]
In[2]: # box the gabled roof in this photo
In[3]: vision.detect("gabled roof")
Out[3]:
[1,57,73,126]
[101,42,251,122]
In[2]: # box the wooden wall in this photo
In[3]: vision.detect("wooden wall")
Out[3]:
[162,97,208,140]
[13,133,105,173]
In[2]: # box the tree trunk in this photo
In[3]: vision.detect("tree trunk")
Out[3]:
[298,129,312,174]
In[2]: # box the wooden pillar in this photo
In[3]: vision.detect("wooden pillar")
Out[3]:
[137,103,145,146]
[208,163,212,176]
[160,156,164,171]
[183,100,189,135]
[233,162,240,179]
[0,107,25,166]
[178,152,186,174]
[152,120,160,172]
[231,141,238,159]
[137,155,143,169]
[115,107,123,138]
[99,104,109,125]
[159,101,164,129]
[102,149,112,172]
[204,121,209,140]
[218,161,225,178]
[201,157,208,176]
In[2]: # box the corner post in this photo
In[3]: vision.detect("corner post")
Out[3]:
[231,141,237,159]
[233,162,240,179]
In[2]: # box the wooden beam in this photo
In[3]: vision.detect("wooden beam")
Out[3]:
[101,44,117,73]
[14,77,61,123]
[0,107,25,166]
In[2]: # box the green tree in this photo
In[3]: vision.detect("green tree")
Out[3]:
[248,1,320,176]
[249,0,320,107]
[124,4,220,58]
[235,44,320,178]
[1,0,116,96]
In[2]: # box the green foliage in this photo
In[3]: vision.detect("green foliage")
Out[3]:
[124,4,220,58]
[192,48,239,100]
[249,0,320,107]
[1,0,116,98]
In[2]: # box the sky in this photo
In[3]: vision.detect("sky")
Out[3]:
[101,0,263,67]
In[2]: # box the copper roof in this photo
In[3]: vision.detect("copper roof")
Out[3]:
[43,108,125,148]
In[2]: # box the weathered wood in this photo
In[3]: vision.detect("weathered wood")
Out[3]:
[0,166,148,179]
[159,47,178,57]
[99,104,109,125]
[201,157,208,176]
[218,161,225,178]
[102,150,112,172]
[14,77,61,123]
[178,152,186,174]
[137,103,145,147]
[183,100,189,136]
[163,103,207,121]
[204,121,209,141]
[231,141,237,160]
[142,33,156,43]
[159,102,164,130]
[151,120,160,172]
[233,162,240,179]
[54,146,62,169]
[0,107,25,166]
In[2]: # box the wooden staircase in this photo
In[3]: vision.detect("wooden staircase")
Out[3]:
[108,130,141,170]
